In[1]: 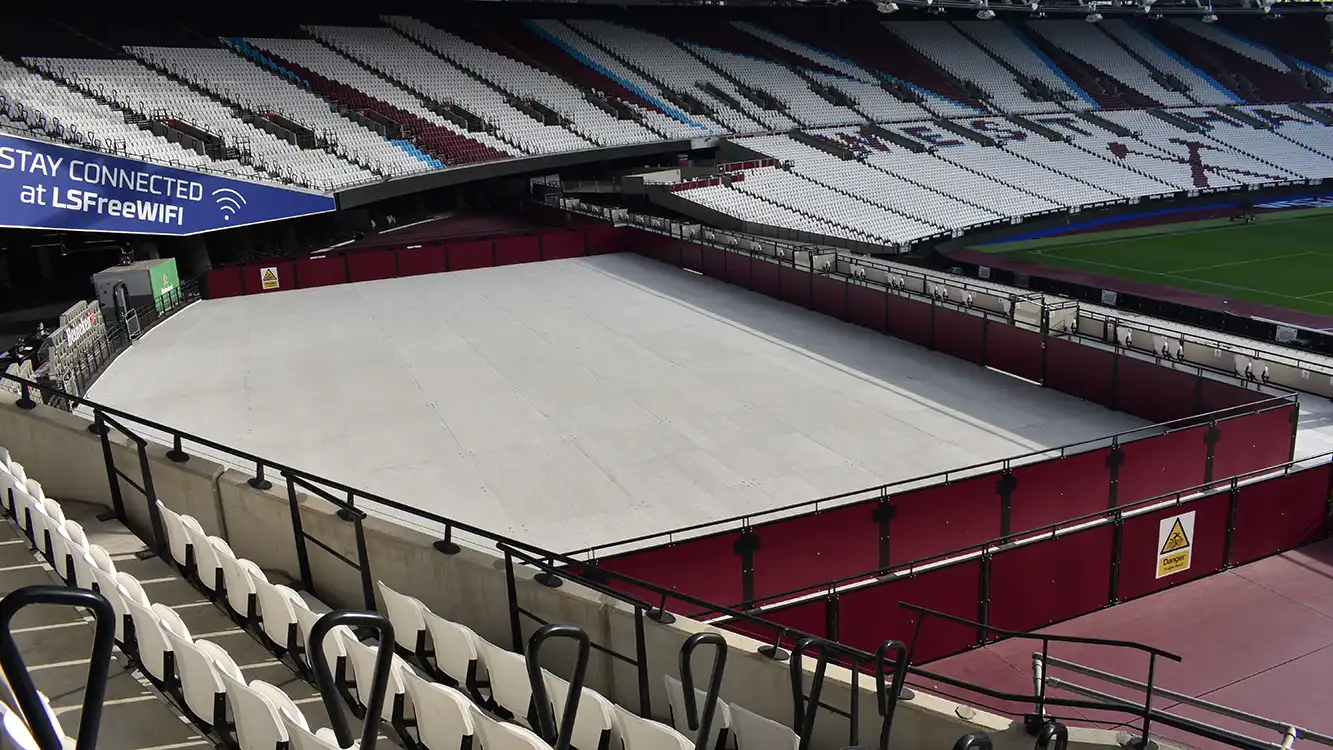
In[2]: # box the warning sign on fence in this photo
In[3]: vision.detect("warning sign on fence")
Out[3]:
[261,267,280,290]
[1156,510,1194,579]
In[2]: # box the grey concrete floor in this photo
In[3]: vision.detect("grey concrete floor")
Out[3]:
[89,254,1152,552]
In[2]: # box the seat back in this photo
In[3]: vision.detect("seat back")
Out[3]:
[182,522,224,593]
[474,710,554,750]
[162,628,226,724]
[249,572,299,650]
[122,594,174,683]
[337,630,407,723]
[86,566,130,641]
[613,705,693,750]
[546,673,615,750]
[217,554,260,620]
[376,581,425,654]
[221,673,309,750]
[400,669,475,750]
[292,604,349,674]
[728,705,798,750]
[86,545,116,576]
[282,716,359,750]
[474,638,534,725]
[155,501,192,571]
[663,675,732,746]
[420,609,484,688]
[0,700,41,750]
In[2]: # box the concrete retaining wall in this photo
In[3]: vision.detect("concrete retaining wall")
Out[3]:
[0,391,1150,750]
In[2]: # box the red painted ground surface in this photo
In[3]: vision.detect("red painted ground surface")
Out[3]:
[920,538,1333,750]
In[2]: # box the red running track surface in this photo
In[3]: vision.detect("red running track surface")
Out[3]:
[920,538,1333,749]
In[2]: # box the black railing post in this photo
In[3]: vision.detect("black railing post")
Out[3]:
[433,524,461,555]
[527,624,590,750]
[680,632,727,750]
[95,410,127,523]
[1109,510,1125,604]
[284,474,314,593]
[135,440,167,558]
[15,383,37,410]
[308,610,394,750]
[249,462,272,490]
[874,639,910,750]
[633,607,652,718]
[1223,480,1241,567]
[352,517,375,611]
[165,434,188,463]
[503,549,524,652]
[1139,653,1158,748]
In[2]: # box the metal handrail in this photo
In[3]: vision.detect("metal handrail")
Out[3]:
[1035,721,1069,750]
[527,624,590,750]
[307,610,395,750]
[0,586,116,750]
[1036,654,1333,748]
[952,732,993,750]
[680,633,727,750]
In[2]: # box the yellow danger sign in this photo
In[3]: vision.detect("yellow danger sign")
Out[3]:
[1156,510,1194,579]
[261,266,280,291]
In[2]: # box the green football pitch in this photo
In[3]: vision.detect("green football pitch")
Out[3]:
[974,207,1333,317]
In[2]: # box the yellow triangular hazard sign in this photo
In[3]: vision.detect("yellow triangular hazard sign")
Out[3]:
[262,269,278,282]
[1160,518,1190,555]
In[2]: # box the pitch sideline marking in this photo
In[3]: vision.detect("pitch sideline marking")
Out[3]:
[1171,251,1320,275]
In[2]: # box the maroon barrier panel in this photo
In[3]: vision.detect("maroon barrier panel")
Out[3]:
[887,475,1002,567]
[494,235,541,267]
[295,255,348,289]
[1115,426,1208,506]
[988,523,1116,634]
[779,265,812,309]
[1117,489,1231,601]
[680,242,704,273]
[347,248,397,283]
[1115,356,1200,424]
[1007,448,1111,532]
[836,559,984,663]
[448,240,494,272]
[933,307,986,365]
[985,323,1043,383]
[724,251,751,289]
[1230,463,1332,565]
[397,245,447,277]
[751,258,781,298]
[242,261,293,295]
[846,284,887,333]
[724,598,829,651]
[1199,378,1269,411]
[886,295,932,348]
[595,531,744,616]
[810,275,848,322]
[701,245,728,280]
[1045,337,1115,408]
[204,267,243,299]
[585,224,622,255]
[541,230,585,261]
[750,502,880,604]
[1212,404,1296,479]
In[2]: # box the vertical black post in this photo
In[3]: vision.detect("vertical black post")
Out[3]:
[996,471,1017,538]
[538,234,545,262]
[735,528,760,606]
[135,441,167,557]
[284,475,314,594]
[352,518,375,611]
[1202,422,1222,486]
[1108,511,1125,604]
[1223,482,1240,567]
[1289,405,1301,462]
[874,496,894,569]
[1105,444,1126,510]
[1039,306,1050,385]
[1140,654,1158,747]
[503,550,524,652]
[633,607,652,719]
[976,552,992,646]
[825,593,840,641]
[96,411,127,523]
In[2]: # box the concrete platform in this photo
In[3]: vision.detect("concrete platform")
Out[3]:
[88,254,1149,552]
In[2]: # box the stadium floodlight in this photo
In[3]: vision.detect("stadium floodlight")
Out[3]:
[977,6,997,17]
[876,1,899,12]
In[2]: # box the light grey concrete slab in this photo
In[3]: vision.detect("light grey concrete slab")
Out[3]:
[90,254,1150,553]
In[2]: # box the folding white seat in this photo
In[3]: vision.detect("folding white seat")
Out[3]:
[10,481,40,546]
[376,581,428,658]
[336,629,413,732]
[217,553,264,623]
[282,715,358,750]
[546,673,615,750]
[0,700,40,750]
[47,518,86,585]
[420,608,488,699]
[473,711,553,750]
[123,595,188,687]
[156,501,194,574]
[290,599,349,680]
[0,446,9,471]
[613,705,693,750]
[474,638,536,726]
[164,628,243,731]
[400,669,477,750]
[87,555,140,645]
[220,673,309,750]
[181,519,229,596]
[249,571,304,656]
[663,675,732,750]
[31,497,65,564]
[728,705,797,750]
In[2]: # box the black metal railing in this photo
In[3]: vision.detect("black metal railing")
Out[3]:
[307,610,395,750]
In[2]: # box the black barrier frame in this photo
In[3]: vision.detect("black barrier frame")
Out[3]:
[95,411,167,561]
[0,372,1326,750]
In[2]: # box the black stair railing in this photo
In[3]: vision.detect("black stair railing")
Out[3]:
[307,610,395,750]
[0,586,116,750]
[953,732,994,750]
[527,623,591,750]
[679,632,727,750]
[1036,720,1070,750]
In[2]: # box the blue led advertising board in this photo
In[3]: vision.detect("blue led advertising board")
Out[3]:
[0,132,337,236]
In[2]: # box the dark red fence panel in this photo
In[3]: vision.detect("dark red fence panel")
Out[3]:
[1230,463,1332,565]
[1115,356,1198,424]
[725,598,829,651]
[724,252,751,288]
[347,249,397,283]
[1117,489,1230,600]
[700,245,727,280]
[933,307,985,365]
[1116,426,1208,506]
[1212,404,1296,480]
[985,323,1042,383]
[585,225,622,255]
[989,524,1114,633]
[888,475,1001,566]
[448,240,494,272]
[1046,337,1114,407]
[780,265,812,308]
[1009,448,1111,532]
[751,501,879,603]
[294,255,348,289]
[203,267,243,299]
[680,243,704,273]
[242,261,293,295]
[541,230,586,261]
[495,235,541,267]
[1199,378,1268,412]
[597,531,743,617]
[397,245,447,277]
[837,560,982,663]
[847,284,886,333]
[752,258,781,298]
[810,275,848,321]
[887,295,931,348]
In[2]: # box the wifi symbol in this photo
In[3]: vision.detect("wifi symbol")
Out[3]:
[212,188,248,222]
